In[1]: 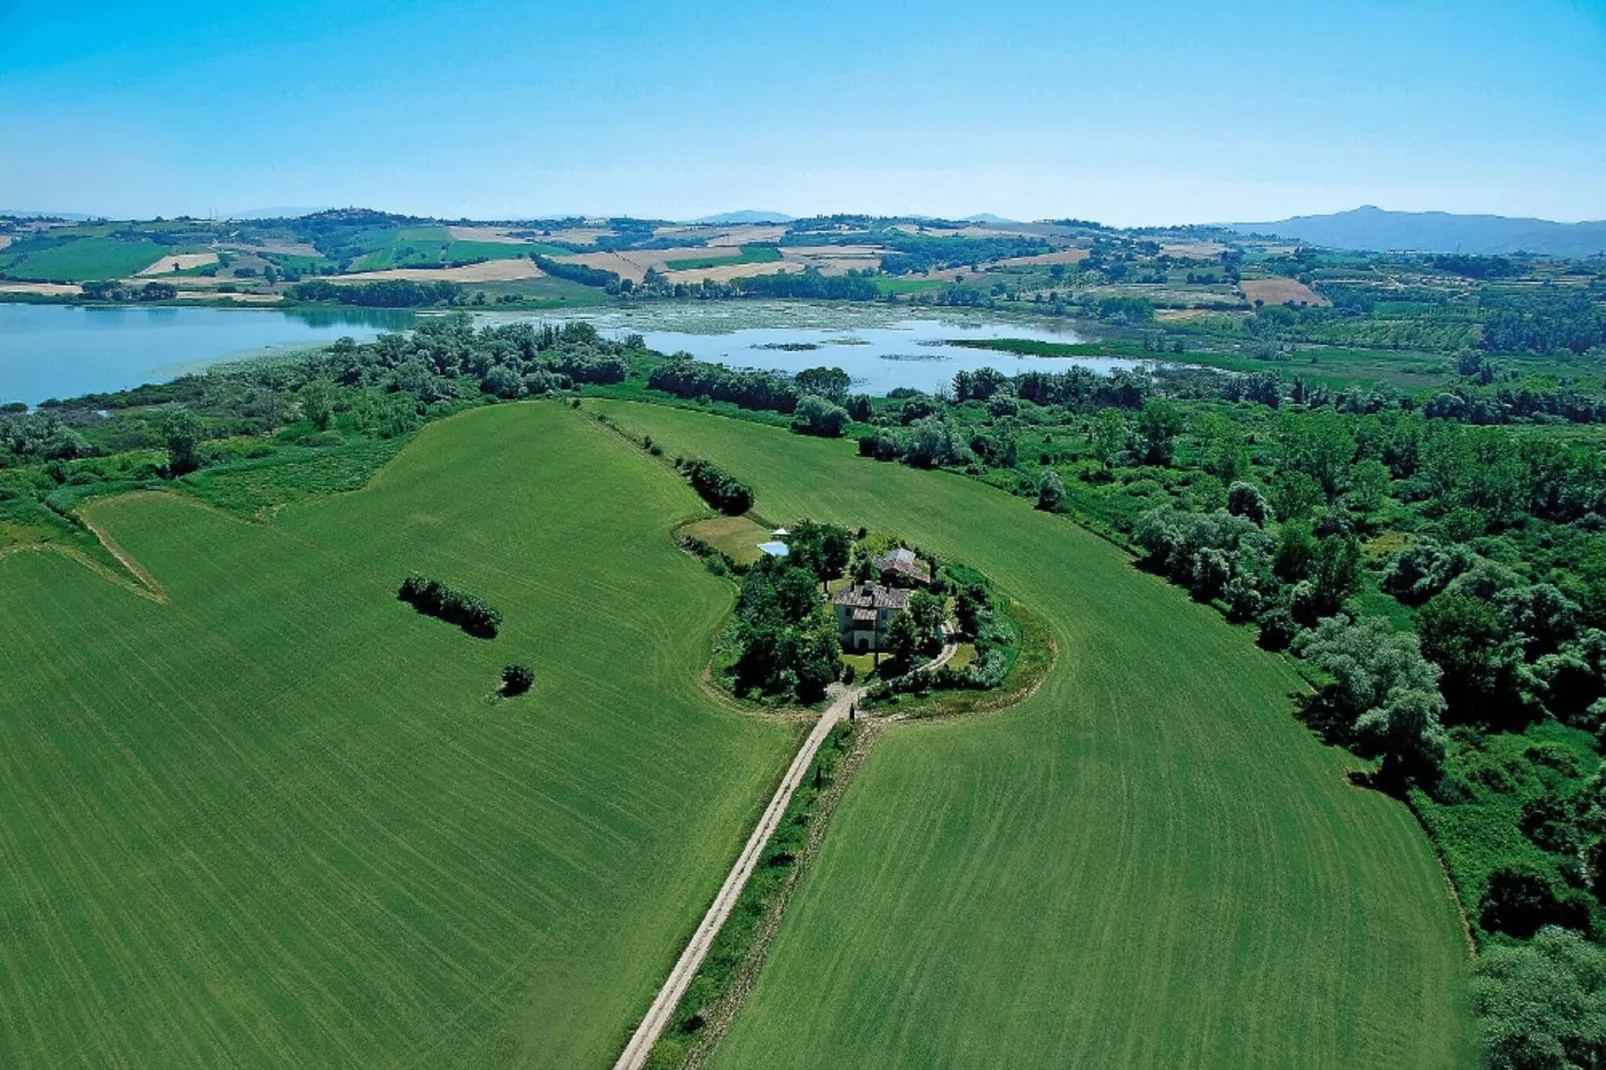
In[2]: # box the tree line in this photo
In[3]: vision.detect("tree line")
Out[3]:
[398,575,502,638]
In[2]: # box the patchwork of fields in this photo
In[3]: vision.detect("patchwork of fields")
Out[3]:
[589,401,1476,1070]
[0,405,793,1068]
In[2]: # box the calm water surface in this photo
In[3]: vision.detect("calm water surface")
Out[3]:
[1,303,412,405]
[5,300,1146,407]
[617,321,1140,396]
[476,304,1145,395]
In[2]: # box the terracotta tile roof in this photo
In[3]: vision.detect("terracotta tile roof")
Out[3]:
[833,582,912,611]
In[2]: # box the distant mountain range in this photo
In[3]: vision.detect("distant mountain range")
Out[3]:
[1227,206,1606,257]
[685,210,794,225]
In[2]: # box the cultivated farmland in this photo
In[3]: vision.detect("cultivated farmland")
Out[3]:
[587,401,1476,1070]
[0,236,177,281]
[0,404,792,1069]
[1239,277,1331,307]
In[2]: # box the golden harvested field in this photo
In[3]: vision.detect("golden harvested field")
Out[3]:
[650,225,787,247]
[1240,278,1330,306]
[569,246,789,283]
[330,259,545,283]
[1157,307,1227,322]
[0,235,12,251]
[227,240,322,258]
[0,281,79,296]
[563,251,649,282]
[543,226,614,245]
[1161,241,1228,258]
[137,252,219,275]
[445,225,530,244]
[890,223,1027,238]
[664,261,800,285]
[780,244,885,261]
[180,290,283,303]
[706,225,788,246]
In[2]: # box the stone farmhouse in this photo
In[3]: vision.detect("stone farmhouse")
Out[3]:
[833,581,911,652]
[873,547,931,587]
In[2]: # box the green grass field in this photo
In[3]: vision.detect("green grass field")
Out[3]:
[459,275,617,307]
[0,403,794,1069]
[664,246,783,272]
[0,236,174,281]
[443,240,569,261]
[588,401,1477,1069]
[873,276,947,295]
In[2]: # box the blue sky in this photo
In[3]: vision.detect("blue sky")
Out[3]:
[2,0,1602,224]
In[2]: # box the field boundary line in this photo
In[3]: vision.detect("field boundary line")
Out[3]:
[1404,792,1479,958]
[0,542,165,603]
[76,505,168,602]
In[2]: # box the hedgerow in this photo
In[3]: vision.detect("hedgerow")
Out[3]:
[398,574,502,638]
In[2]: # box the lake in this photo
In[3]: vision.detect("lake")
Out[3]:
[3,299,1145,407]
[0,303,413,406]
[472,303,1146,395]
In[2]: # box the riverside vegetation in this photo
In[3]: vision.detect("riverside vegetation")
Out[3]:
[3,281,1606,1064]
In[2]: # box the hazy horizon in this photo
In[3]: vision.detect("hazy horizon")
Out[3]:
[3,0,1603,226]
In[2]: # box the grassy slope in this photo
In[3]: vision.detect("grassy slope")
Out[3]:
[0,236,171,281]
[588,401,1476,1070]
[0,403,791,1069]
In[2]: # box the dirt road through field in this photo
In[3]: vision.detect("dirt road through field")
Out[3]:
[614,637,958,1070]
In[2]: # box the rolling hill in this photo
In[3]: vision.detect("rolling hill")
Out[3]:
[1228,205,1606,256]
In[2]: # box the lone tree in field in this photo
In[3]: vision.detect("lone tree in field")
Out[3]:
[159,407,205,474]
[502,664,535,696]
[1037,469,1064,511]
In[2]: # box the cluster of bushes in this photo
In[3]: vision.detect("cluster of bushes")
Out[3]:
[675,533,743,577]
[530,253,619,288]
[1482,291,1606,356]
[1014,367,1151,411]
[79,281,178,302]
[730,269,878,301]
[0,411,92,466]
[647,358,799,414]
[308,316,632,403]
[291,279,464,307]
[398,575,502,638]
[1131,503,1340,622]
[727,554,841,702]
[643,358,858,438]
[872,232,1049,275]
[857,416,974,469]
[790,394,850,437]
[675,457,753,515]
[869,565,1014,701]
